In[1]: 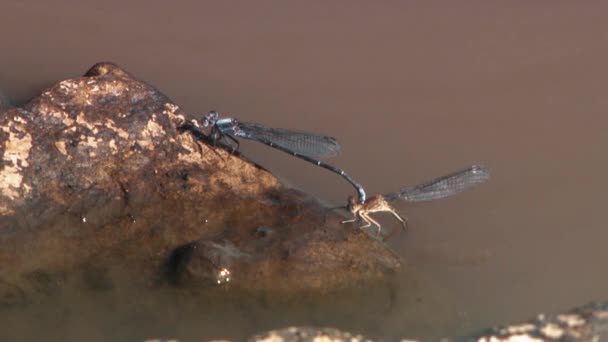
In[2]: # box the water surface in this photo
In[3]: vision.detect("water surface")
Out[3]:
[1,1,608,340]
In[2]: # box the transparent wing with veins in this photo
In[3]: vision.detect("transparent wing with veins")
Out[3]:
[383,165,490,202]
[235,122,340,159]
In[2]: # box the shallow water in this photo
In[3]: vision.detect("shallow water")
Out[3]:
[2,1,608,340]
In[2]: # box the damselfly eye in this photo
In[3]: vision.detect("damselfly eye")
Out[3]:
[202,111,219,127]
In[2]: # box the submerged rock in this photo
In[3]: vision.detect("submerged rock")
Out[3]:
[0,63,400,301]
[247,327,373,342]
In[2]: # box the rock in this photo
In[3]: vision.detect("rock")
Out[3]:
[247,326,374,342]
[165,220,400,292]
[0,62,400,301]
[144,327,375,342]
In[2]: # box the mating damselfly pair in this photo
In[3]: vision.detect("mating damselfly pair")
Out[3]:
[183,111,490,238]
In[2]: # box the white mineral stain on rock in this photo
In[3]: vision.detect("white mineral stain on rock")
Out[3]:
[502,324,536,335]
[478,335,544,342]
[104,119,129,139]
[557,314,585,327]
[177,152,202,164]
[0,116,33,215]
[312,334,334,342]
[540,323,564,339]
[177,134,204,164]
[76,112,96,130]
[108,139,118,153]
[58,80,79,94]
[38,102,75,126]
[12,116,27,124]
[255,332,283,342]
[74,113,130,153]
[138,118,165,150]
[81,136,99,149]
[163,103,185,123]
[54,140,68,155]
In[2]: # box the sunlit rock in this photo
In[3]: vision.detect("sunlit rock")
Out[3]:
[0,63,400,302]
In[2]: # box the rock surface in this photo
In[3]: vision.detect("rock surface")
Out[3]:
[0,63,400,302]
[247,326,373,342]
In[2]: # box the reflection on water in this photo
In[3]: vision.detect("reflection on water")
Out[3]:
[0,267,455,341]
[2,1,608,340]
[0,89,11,112]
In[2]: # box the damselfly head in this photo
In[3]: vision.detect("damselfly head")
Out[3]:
[202,111,220,127]
[346,196,360,214]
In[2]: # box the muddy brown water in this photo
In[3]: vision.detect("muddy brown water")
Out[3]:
[2,1,608,341]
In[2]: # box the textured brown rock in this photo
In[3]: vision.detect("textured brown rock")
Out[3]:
[0,63,400,301]
[248,326,373,342]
